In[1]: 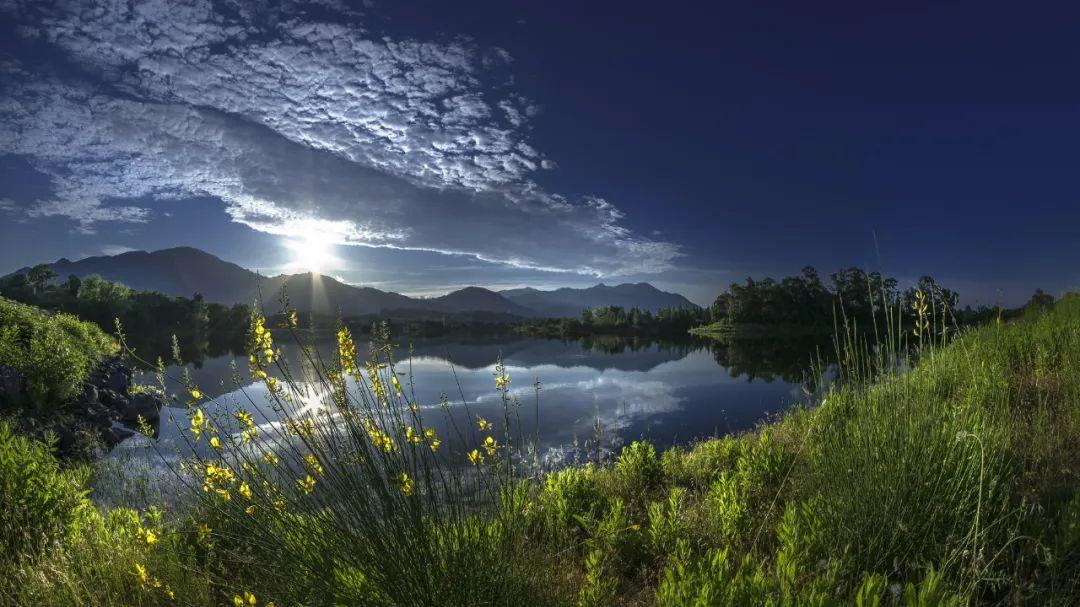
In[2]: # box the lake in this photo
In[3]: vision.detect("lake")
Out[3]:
[112,334,831,468]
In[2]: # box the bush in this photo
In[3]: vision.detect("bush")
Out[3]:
[612,441,663,500]
[0,297,117,410]
[0,421,89,561]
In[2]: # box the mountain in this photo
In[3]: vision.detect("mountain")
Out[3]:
[15,247,697,318]
[42,247,263,304]
[259,272,420,316]
[425,287,537,316]
[18,247,529,317]
[500,283,699,317]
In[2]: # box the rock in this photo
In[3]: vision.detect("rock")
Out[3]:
[0,363,26,409]
[77,383,99,406]
[99,388,127,409]
[85,404,114,428]
[100,426,135,449]
[119,393,162,425]
[107,368,130,395]
[55,426,79,453]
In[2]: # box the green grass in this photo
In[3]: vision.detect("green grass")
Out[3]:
[0,296,117,411]
[4,295,1080,605]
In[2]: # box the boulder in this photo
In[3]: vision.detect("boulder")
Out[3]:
[77,383,99,407]
[107,368,130,395]
[119,393,163,425]
[99,388,127,409]
[54,425,80,454]
[0,363,26,409]
[84,403,115,427]
[100,426,135,449]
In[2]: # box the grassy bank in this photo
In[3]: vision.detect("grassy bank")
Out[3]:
[3,296,1080,605]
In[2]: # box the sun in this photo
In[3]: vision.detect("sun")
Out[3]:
[286,235,336,273]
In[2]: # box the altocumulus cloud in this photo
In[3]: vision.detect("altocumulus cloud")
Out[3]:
[0,0,681,276]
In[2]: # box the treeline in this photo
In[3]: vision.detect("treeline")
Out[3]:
[517,305,706,339]
[704,266,1053,334]
[0,265,250,364]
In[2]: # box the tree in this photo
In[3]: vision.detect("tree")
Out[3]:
[25,264,56,292]
[61,274,82,297]
[1026,288,1055,311]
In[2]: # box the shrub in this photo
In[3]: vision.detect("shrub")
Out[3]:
[0,421,88,561]
[0,297,117,410]
[536,464,606,538]
[612,440,663,499]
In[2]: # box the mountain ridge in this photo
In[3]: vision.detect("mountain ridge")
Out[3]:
[13,247,699,318]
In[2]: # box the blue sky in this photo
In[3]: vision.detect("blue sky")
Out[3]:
[1,0,1079,306]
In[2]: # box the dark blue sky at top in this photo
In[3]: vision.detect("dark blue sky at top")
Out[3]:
[1,0,1079,305]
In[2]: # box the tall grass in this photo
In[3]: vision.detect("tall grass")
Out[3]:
[130,311,567,606]
[6,291,1080,605]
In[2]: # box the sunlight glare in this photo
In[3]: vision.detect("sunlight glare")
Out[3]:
[286,234,337,273]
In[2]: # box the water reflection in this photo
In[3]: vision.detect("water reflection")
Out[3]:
[118,335,827,466]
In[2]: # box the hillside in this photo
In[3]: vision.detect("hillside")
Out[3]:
[426,286,537,316]
[42,247,261,305]
[501,282,699,317]
[13,247,697,319]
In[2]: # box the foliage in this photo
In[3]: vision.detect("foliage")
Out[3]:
[0,296,117,409]
[518,305,705,339]
[6,290,1080,605]
[702,265,1042,335]
[0,272,249,365]
[0,425,211,606]
[0,421,89,561]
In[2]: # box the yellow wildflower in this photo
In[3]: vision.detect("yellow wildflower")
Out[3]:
[363,419,396,453]
[483,436,499,457]
[288,310,298,328]
[133,562,149,585]
[251,314,275,367]
[210,436,222,451]
[189,388,203,401]
[297,475,316,495]
[304,453,324,476]
[423,427,440,452]
[136,526,158,546]
[245,505,256,515]
[399,472,414,496]
[239,482,253,500]
[477,417,491,432]
[337,326,357,371]
[468,449,484,466]
[262,452,280,465]
[235,409,255,429]
[404,426,420,445]
[191,408,206,441]
[391,375,403,396]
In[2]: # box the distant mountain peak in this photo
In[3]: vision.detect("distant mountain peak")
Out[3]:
[17,246,697,319]
[500,281,698,316]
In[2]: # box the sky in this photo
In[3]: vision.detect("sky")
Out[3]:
[1,0,1079,306]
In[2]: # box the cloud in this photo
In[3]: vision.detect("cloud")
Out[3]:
[0,0,681,276]
[100,244,137,256]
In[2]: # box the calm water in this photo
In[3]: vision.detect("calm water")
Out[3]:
[113,335,828,467]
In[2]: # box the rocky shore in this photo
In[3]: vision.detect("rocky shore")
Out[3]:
[0,357,165,458]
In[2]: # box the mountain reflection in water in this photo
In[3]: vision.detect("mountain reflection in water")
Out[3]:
[119,335,831,466]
